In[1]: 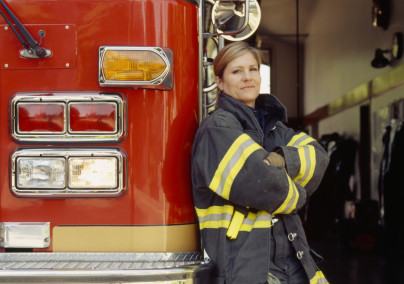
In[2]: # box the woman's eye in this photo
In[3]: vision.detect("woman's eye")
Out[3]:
[232,70,241,74]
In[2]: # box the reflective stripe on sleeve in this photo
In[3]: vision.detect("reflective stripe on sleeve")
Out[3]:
[272,175,299,214]
[209,134,262,199]
[287,132,315,147]
[310,271,329,284]
[293,145,316,187]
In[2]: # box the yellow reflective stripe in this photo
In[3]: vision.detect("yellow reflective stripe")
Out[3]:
[293,145,316,187]
[196,206,273,232]
[273,175,299,214]
[198,220,230,230]
[294,147,307,183]
[240,211,272,230]
[209,134,250,194]
[298,136,315,146]
[222,143,261,199]
[310,271,328,284]
[209,134,262,200]
[287,132,306,146]
[195,205,234,217]
[286,177,299,213]
[196,205,234,230]
[287,132,315,147]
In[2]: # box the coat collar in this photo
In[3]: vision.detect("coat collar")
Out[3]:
[217,93,288,129]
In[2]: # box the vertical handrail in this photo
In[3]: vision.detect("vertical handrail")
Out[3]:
[198,1,204,123]
[198,0,252,123]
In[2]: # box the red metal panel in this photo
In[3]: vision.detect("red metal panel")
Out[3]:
[0,24,77,69]
[0,0,199,243]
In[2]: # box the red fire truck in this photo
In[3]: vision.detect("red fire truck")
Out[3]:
[0,0,261,282]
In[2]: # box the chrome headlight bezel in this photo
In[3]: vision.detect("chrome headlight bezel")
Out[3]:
[11,148,126,198]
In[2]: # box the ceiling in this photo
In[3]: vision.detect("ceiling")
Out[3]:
[257,0,318,43]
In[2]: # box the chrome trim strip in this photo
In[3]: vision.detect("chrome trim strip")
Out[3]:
[0,252,203,269]
[98,46,174,90]
[0,268,202,283]
[0,252,215,283]
[10,148,126,197]
[10,93,126,143]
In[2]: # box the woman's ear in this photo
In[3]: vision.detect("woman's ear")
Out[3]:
[215,76,223,91]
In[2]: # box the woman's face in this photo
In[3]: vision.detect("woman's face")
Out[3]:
[215,52,261,108]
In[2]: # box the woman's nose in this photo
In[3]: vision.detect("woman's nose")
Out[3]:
[243,70,252,80]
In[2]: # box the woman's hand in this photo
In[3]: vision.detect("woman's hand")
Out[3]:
[264,152,285,168]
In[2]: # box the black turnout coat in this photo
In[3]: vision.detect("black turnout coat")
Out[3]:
[191,93,330,284]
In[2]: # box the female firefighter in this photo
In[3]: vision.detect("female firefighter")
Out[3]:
[191,42,330,284]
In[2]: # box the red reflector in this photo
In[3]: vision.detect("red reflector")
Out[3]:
[69,103,116,132]
[18,103,65,132]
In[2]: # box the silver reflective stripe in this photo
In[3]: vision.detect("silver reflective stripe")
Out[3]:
[242,217,255,226]
[215,138,256,196]
[294,146,312,184]
[290,133,311,147]
[197,212,232,223]
[282,182,298,213]
[317,278,328,284]
[242,212,272,228]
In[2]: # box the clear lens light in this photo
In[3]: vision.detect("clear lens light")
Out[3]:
[102,50,167,81]
[17,158,66,188]
[69,158,117,188]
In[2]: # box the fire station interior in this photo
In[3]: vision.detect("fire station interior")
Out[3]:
[241,0,404,283]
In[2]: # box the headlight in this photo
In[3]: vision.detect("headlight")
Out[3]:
[17,158,65,188]
[11,149,125,198]
[69,158,117,188]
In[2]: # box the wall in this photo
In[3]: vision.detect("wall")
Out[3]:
[303,0,404,200]
[305,0,404,116]
[258,35,299,122]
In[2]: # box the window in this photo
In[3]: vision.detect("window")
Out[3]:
[259,49,271,94]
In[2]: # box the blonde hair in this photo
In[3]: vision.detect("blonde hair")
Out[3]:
[214,42,262,79]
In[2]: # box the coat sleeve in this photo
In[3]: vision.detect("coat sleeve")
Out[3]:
[192,123,307,214]
[277,130,330,197]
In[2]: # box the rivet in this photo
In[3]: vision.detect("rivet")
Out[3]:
[4,64,8,68]
[65,63,70,67]
[65,25,69,30]
[4,26,8,30]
